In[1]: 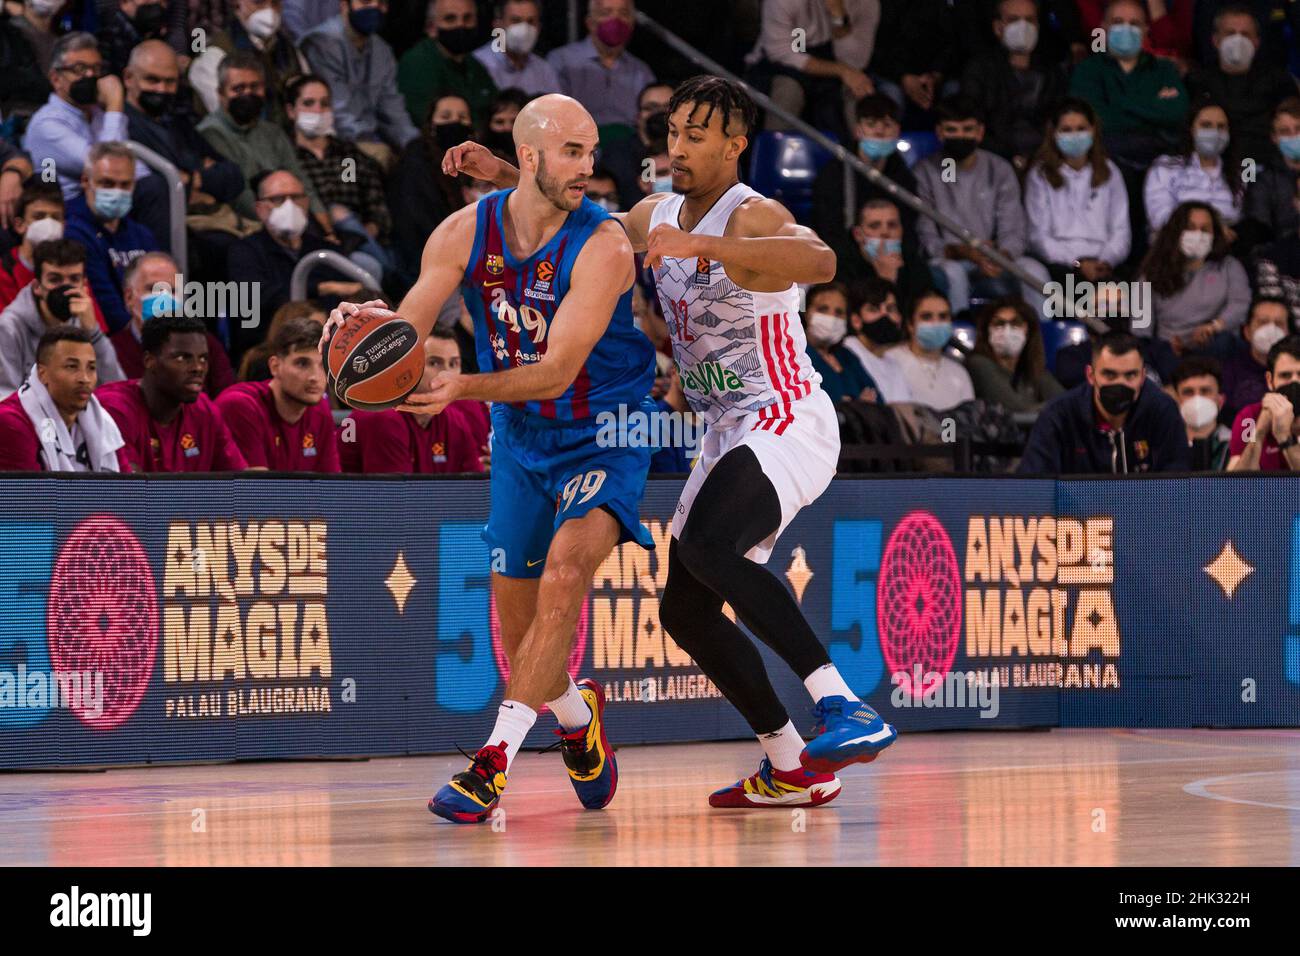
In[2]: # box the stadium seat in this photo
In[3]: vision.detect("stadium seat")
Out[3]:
[748,130,835,223]
[1040,319,1089,374]
[896,132,940,169]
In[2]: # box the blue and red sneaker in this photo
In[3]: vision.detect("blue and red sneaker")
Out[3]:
[800,695,897,774]
[428,742,509,824]
[551,678,618,810]
[708,758,841,808]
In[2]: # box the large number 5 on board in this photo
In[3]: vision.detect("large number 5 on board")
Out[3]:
[559,469,607,512]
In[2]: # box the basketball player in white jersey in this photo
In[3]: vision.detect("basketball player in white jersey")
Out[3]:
[444,76,897,808]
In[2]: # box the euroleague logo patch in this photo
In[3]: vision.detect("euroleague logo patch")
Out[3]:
[536,260,555,282]
[351,355,370,374]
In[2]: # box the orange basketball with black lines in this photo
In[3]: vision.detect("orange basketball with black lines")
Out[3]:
[325,307,424,411]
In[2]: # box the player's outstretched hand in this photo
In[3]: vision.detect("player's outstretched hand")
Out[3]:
[318,298,388,354]
[442,141,504,182]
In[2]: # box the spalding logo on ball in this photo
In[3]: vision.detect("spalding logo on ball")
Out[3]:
[326,307,425,411]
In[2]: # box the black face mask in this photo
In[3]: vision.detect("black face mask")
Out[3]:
[45,284,75,322]
[138,90,174,118]
[132,2,167,37]
[434,121,473,152]
[437,26,478,55]
[1278,381,1300,413]
[1097,383,1136,416]
[861,316,904,346]
[941,137,979,161]
[227,93,264,126]
[643,111,668,142]
[69,75,99,106]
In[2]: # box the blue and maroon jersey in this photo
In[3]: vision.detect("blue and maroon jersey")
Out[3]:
[462,189,655,422]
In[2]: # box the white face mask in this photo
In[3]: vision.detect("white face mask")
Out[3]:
[24,216,64,245]
[807,312,847,348]
[295,109,333,137]
[989,325,1027,359]
[28,0,64,16]
[1002,19,1038,53]
[245,7,281,40]
[504,21,539,55]
[1252,323,1287,354]
[1180,229,1213,260]
[1218,33,1256,70]
[1180,394,1219,430]
[266,198,307,239]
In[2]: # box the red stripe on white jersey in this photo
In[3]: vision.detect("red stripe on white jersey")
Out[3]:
[759,314,788,408]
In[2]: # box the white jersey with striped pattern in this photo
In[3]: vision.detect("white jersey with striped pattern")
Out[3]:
[648,182,818,428]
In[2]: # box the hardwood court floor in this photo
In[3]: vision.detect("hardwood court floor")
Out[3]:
[2,728,1298,866]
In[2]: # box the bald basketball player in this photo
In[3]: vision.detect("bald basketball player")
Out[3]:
[322,95,657,824]
[444,75,898,810]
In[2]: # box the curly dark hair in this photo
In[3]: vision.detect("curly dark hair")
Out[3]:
[1139,201,1233,299]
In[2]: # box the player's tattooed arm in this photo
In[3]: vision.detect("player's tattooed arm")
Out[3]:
[407,222,634,413]
[661,197,836,288]
[318,205,475,353]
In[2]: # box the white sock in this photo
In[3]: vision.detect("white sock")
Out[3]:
[486,700,537,768]
[758,721,806,772]
[803,663,858,704]
[545,677,592,732]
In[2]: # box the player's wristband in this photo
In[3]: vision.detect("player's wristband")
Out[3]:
[1279,436,1298,451]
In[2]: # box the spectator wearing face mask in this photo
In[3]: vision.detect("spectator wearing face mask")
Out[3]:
[959,0,1069,172]
[600,82,670,213]
[225,169,363,361]
[803,281,880,404]
[1185,5,1297,169]
[1144,98,1242,236]
[1068,0,1187,172]
[1239,98,1300,251]
[812,93,917,259]
[1220,295,1289,417]
[546,0,654,130]
[472,0,558,98]
[97,0,169,77]
[286,73,393,282]
[1137,200,1250,379]
[966,296,1063,412]
[1170,356,1231,469]
[8,0,64,80]
[108,251,234,397]
[0,179,108,323]
[188,0,312,128]
[64,141,161,334]
[478,86,529,159]
[0,237,124,398]
[838,198,929,305]
[842,277,913,403]
[914,96,1050,317]
[1017,330,1189,474]
[399,0,498,130]
[1076,0,1196,63]
[1227,333,1300,471]
[300,0,422,168]
[584,167,621,215]
[888,289,974,410]
[1024,98,1131,286]
[389,91,472,287]
[0,326,131,472]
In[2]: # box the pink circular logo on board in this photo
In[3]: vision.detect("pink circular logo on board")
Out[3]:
[47,515,159,730]
[491,592,589,712]
[877,511,961,699]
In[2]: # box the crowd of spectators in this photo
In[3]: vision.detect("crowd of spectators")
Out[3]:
[0,0,1298,477]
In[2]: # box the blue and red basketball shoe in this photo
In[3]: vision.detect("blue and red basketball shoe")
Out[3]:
[800,695,897,774]
[428,742,509,824]
[551,678,618,810]
[709,757,841,808]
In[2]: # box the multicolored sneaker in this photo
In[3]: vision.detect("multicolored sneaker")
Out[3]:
[708,758,841,808]
[428,743,509,824]
[800,695,897,774]
[551,678,618,810]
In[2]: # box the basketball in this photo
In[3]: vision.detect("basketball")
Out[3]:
[325,307,425,411]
